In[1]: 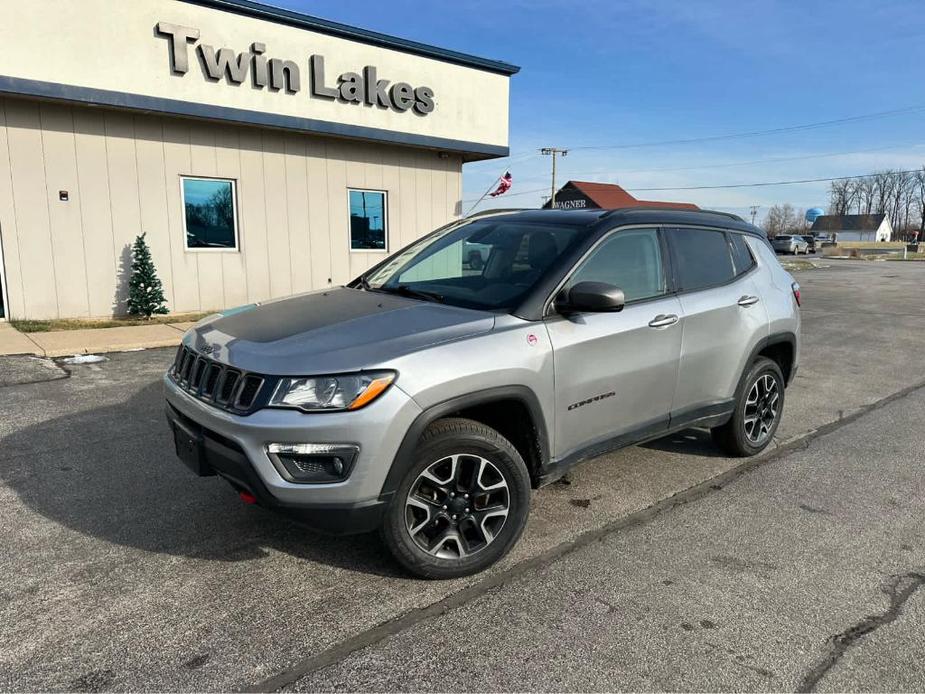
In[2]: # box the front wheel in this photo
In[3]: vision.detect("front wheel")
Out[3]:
[712,357,785,457]
[381,418,531,579]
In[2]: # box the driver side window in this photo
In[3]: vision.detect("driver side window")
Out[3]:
[567,228,666,303]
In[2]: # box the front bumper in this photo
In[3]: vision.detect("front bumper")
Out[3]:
[163,373,422,534]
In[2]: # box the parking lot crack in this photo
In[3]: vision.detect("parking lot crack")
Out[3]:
[796,570,925,692]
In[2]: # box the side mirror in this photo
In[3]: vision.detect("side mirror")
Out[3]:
[555,281,625,314]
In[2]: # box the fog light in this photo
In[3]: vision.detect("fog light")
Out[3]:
[266,443,358,484]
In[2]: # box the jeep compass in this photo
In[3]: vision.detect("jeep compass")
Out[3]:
[164,208,801,578]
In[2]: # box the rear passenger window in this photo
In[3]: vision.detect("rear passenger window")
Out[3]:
[728,233,755,276]
[670,229,736,291]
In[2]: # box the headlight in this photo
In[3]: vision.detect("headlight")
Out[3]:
[269,371,396,412]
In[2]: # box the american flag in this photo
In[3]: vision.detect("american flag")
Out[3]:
[489,171,513,197]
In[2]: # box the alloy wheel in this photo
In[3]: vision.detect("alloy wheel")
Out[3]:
[744,374,780,445]
[404,454,510,559]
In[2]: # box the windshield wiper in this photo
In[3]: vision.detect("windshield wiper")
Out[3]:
[382,285,445,303]
[355,276,372,291]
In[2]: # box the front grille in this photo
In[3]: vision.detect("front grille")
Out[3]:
[170,345,266,414]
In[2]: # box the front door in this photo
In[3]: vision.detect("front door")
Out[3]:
[545,227,682,460]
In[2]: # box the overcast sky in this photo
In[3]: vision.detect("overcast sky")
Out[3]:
[275,0,925,222]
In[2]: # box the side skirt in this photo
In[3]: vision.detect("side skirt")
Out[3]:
[537,400,734,487]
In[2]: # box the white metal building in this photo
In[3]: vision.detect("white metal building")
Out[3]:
[0,0,517,320]
[810,214,894,242]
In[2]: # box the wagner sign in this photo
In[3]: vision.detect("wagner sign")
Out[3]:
[156,22,436,115]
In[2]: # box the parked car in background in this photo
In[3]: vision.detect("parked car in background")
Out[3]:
[801,235,816,253]
[772,235,810,255]
[165,208,801,578]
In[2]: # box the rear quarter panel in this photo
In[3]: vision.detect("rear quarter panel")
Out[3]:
[747,237,801,368]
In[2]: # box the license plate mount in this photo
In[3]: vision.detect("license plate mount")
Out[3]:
[172,419,212,477]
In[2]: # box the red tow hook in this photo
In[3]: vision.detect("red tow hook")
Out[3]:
[239,490,257,505]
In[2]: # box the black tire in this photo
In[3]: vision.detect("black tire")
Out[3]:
[381,417,531,579]
[711,356,785,457]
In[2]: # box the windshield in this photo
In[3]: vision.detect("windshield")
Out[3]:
[776,235,792,241]
[361,219,584,311]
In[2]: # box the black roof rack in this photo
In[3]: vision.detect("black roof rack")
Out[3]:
[463,208,529,220]
[598,206,744,223]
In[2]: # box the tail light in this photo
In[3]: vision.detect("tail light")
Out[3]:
[791,282,801,307]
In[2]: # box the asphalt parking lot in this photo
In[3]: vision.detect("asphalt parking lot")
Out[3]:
[1,260,923,691]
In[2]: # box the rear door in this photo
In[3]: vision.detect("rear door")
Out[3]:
[545,227,682,459]
[667,228,769,420]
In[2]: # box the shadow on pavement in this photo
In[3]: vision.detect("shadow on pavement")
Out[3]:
[0,380,404,578]
[642,427,726,458]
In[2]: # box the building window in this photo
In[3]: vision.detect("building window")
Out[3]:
[349,189,388,251]
[181,177,238,250]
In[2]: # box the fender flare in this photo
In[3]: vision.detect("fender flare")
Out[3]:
[378,385,550,500]
[744,332,798,387]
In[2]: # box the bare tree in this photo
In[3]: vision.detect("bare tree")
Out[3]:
[828,179,852,216]
[826,169,925,240]
[763,204,804,237]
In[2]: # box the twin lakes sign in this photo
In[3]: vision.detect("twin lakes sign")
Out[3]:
[156,22,436,115]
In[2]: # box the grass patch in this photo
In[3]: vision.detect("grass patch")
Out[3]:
[780,260,818,271]
[835,241,907,249]
[11,311,214,333]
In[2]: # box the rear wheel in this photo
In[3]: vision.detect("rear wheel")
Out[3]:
[712,357,785,457]
[381,418,531,579]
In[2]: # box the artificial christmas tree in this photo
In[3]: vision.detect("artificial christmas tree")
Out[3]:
[126,233,169,318]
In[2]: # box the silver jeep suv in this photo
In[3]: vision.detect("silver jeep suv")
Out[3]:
[164,208,801,578]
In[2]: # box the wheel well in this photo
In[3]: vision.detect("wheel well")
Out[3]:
[440,399,544,485]
[758,340,794,384]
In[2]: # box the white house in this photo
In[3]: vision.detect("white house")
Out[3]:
[810,214,893,242]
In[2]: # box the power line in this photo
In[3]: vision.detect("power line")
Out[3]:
[461,167,924,203]
[554,142,925,179]
[567,105,925,152]
[466,103,925,164]
[627,168,922,192]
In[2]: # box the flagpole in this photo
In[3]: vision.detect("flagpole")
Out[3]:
[463,172,505,217]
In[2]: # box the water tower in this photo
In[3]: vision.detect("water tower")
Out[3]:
[805,207,825,224]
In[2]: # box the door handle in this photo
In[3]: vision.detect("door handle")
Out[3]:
[648,314,679,328]
[738,295,760,307]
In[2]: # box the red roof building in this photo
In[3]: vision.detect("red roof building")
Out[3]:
[541,180,698,211]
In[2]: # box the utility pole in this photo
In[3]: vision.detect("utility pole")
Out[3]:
[749,205,759,225]
[540,148,568,208]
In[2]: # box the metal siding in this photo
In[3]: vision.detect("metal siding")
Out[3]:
[283,134,312,295]
[4,100,58,318]
[215,125,249,309]
[134,114,177,310]
[188,123,227,311]
[38,104,91,317]
[261,132,293,299]
[0,100,462,318]
[162,119,202,312]
[0,99,27,319]
[72,108,120,317]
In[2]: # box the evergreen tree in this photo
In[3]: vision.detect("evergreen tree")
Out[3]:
[127,233,168,318]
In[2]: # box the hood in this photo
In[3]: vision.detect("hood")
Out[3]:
[188,287,496,375]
